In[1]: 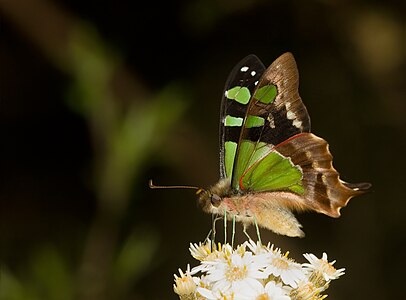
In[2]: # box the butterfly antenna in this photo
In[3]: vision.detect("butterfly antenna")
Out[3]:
[149,179,205,194]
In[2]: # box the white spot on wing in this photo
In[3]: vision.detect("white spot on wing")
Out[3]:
[293,119,302,128]
[287,110,296,120]
[240,66,249,72]
[251,71,256,76]
[267,115,275,128]
[285,102,302,128]
[254,80,259,85]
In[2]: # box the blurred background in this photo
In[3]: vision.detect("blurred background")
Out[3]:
[0,0,404,299]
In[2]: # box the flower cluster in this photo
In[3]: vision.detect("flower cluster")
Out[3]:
[173,240,345,300]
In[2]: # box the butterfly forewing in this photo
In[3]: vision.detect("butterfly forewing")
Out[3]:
[245,53,311,144]
[219,55,265,180]
[231,53,311,191]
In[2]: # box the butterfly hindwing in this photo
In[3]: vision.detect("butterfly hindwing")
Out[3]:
[273,132,371,216]
[219,55,265,180]
[238,140,304,193]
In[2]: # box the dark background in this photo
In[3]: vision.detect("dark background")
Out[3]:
[0,0,405,299]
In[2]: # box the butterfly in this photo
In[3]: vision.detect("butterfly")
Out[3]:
[151,53,371,237]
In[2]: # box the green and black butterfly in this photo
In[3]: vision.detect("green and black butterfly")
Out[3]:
[151,53,371,237]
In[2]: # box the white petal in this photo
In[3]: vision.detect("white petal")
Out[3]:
[197,287,216,299]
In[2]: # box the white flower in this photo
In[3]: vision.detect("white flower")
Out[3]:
[204,250,269,294]
[245,239,274,255]
[190,241,214,261]
[191,243,230,275]
[197,287,235,300]
[175,241,345,300]
[236,280,291,300]
[173,265,199,297]
[302,252,345,282]
[264,249,305,288]
[290,280,325,300]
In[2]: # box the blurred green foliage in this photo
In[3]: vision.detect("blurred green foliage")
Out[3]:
[1,10,186,300]
[1,246,73,300]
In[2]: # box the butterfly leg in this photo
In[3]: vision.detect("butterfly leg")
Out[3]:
[211,214,223,245]
[231,214,236,248]
[204,229,212,243]
[211,214,217,244]
[254,217,262,245]
[243,223,252,241]
[223,208,227,244]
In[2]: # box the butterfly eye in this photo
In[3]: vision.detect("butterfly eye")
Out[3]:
[210,194,222,207]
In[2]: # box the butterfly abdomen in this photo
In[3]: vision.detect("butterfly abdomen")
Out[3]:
[219,192,306,237]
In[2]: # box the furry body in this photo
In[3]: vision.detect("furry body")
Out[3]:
[199,173,368,237]
[199,179,306,237]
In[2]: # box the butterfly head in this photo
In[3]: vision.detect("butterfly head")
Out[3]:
[197,190,222,213]
[197,178,232,213]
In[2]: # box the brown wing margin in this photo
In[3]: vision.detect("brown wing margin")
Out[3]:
[274,133,371,217]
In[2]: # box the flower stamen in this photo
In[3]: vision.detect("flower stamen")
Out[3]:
[225,265,248,282]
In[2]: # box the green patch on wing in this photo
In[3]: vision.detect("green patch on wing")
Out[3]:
[226,86,251,104]
[232,140,271,189]
[240,150,303,193]
[245,115,265,128]
[288,183,305,194]
[254,84,277,104]
[224,115,243,126]
[224,141,237,178]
